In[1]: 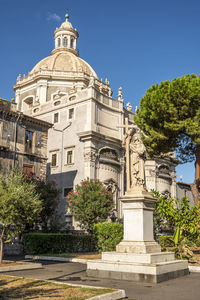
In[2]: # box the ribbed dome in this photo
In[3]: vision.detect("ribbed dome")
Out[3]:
[30,50,98,78]
[60,19,73,29]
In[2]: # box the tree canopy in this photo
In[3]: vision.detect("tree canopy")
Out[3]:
[134,74,200,163]
[0,169,42,262]
[67,179,113,233]
[28,174,60,232]
[153,191,200,242]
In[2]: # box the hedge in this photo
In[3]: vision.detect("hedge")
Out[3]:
[23,233,96,254]
[158,235,175,247]
[94,222,123,252]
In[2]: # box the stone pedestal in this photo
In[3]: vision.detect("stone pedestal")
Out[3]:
[116,191,161,254]
[87,191,189,283]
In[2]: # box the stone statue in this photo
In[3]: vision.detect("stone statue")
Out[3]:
[118,118,146,193]
[130,133,146,190]
[89,76,95,87]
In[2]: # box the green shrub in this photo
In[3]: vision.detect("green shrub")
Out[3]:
[94,222,123,252]
[195,237,200,247]
[23,233,96,254]
[158,235,175,247]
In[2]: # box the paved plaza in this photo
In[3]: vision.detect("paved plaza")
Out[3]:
[3,258,200,300]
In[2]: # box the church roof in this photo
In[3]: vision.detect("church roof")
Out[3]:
[29,13,98,79]
[30,50,98,78]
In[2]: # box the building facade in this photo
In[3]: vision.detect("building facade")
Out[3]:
[0,98,52,178]
[14,14,177,226]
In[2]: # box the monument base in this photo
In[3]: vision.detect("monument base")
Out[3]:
[87,252,189,283]
[116,240,161,254]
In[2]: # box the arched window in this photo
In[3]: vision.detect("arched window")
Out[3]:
[70,38,74,48]
[57,38,61,47]
[63,36,68,47]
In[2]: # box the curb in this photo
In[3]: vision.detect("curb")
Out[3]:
[25,255,88,264]
[87,289,126,300]
[5,274,126,300]
[189,265,200,272]
[0,262,43,273]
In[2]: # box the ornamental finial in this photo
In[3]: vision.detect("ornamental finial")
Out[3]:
[65,13,69,21]
[65,9,69,21]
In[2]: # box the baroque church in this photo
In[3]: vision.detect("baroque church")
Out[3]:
[14,14,177,227]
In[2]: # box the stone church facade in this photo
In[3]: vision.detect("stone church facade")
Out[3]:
[14,14,177,227]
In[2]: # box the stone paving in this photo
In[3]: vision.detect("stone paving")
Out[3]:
[3,258,200,300]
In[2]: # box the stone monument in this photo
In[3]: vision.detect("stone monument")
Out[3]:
[87,118,189,283]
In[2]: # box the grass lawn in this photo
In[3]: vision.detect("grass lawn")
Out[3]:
[38,253,101,259]
[0,275,114,299]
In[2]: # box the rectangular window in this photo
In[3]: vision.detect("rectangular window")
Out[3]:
[54,113,59,123]
[68,108,74,120]
[51,153,57,167]
[25,130,33,153]
[67,150,73,164]
[23,165,33,178]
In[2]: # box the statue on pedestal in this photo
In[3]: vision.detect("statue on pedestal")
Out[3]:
[119,117,146,193]
[130,133,146,190]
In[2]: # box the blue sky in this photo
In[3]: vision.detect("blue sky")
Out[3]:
[1,0,199,183]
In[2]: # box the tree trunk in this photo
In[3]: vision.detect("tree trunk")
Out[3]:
[0,226,5,264]
[192,146,200,204]
[195,146,200,181]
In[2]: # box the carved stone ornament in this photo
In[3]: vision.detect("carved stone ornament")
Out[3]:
[103,179,118,194]
[84,150,97,162]
[53,90,61,100]
[89,76,95,87]
[99,148,118,161]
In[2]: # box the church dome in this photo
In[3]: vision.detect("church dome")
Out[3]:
[30,14,98,79]
[60,17,73,29]
[30,50,98,78]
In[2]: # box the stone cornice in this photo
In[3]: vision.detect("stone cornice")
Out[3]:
[77,130,122,148]
[51,47,79,56]
[0,148,48,160]
[14,70,91,90]
[0,109,52,129]
[54,27,79,38]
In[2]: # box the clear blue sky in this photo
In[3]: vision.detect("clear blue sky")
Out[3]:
[1,0,199,183]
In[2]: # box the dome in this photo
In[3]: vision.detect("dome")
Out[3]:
[60,19,73,29]
[60,13,73,29]
[30,50,98,78]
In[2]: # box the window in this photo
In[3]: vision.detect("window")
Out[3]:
[25,130,33,153]
[54,113,59,123]
[69,96,76,101]
[54,101,61,106]
[63,36,68,47]
[70,38,74,48]
[23,165,33,178]
[65,147,74,165]
[57,38,61,47]
[24,97,33,108]
[67,150,73,164]
[51,153,57,167]
[68,108,74,120]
